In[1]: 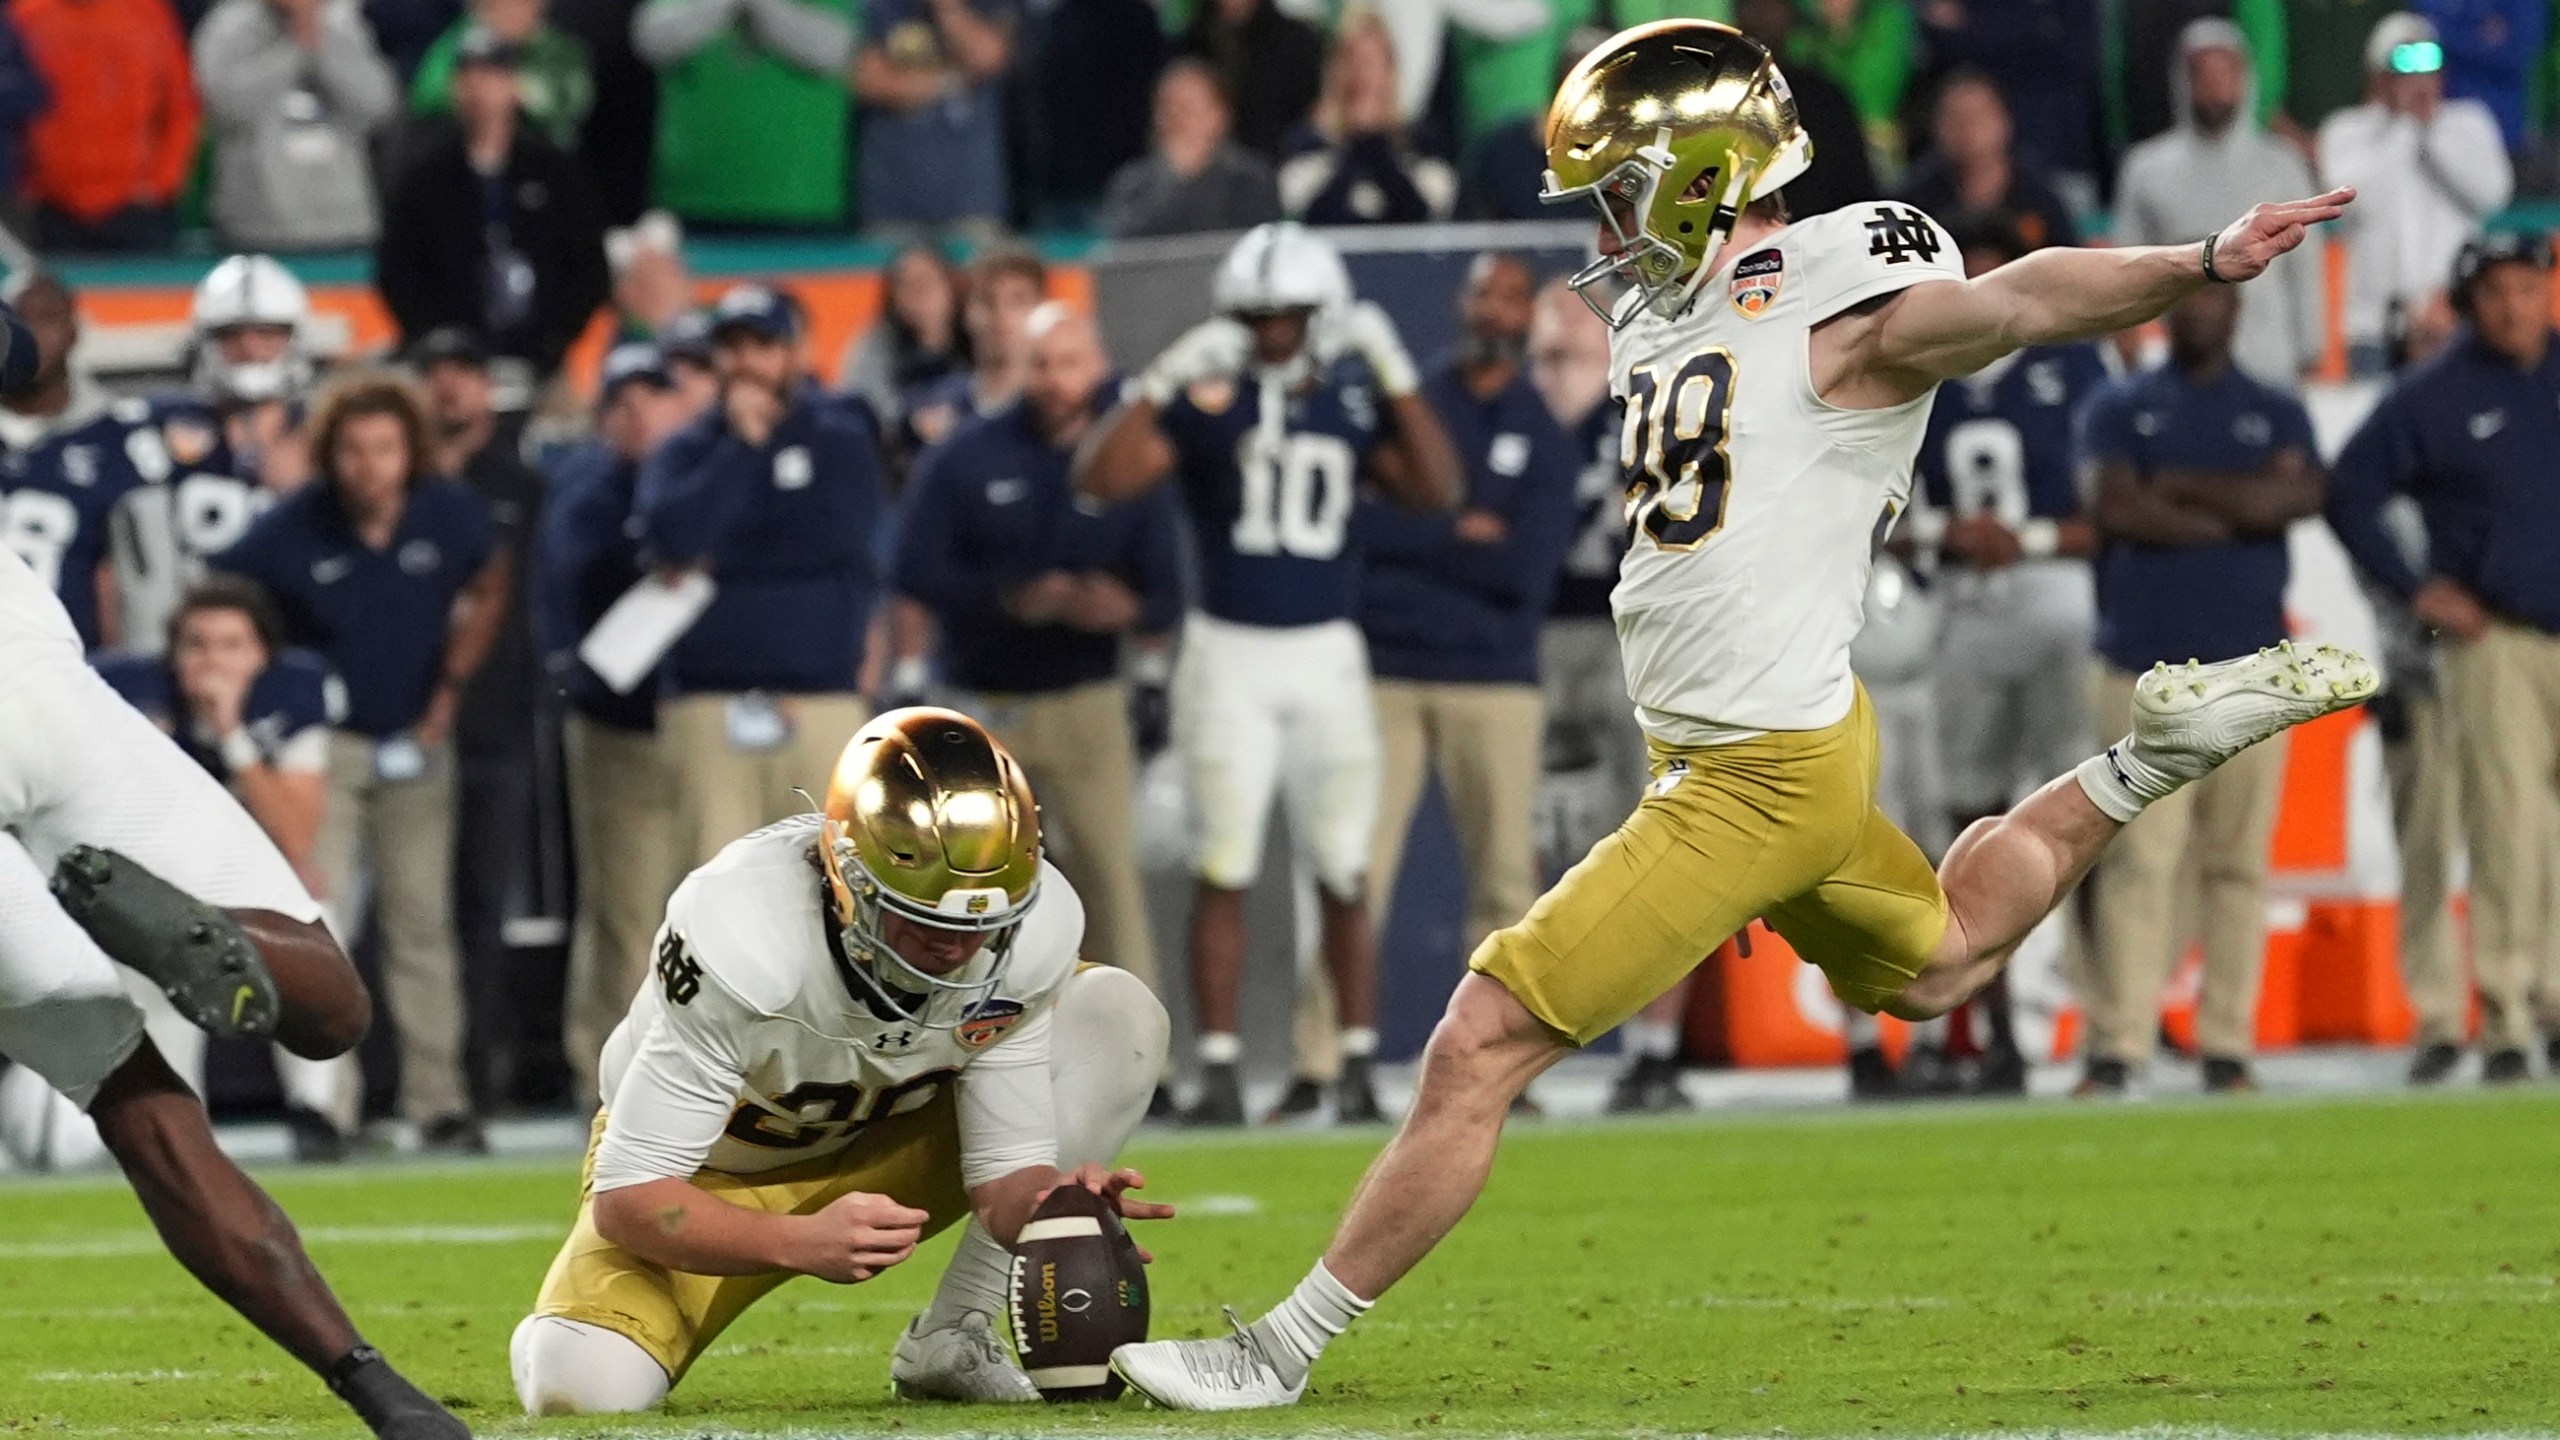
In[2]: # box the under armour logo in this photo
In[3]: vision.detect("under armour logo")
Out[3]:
[656,931,702,1006]
[871,1027,919,1052]
[1865,206,1942,266]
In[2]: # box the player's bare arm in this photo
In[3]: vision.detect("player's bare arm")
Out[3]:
[2148,448,2326,535]
[1823,188,2357,406]
[593,1178,928,1283]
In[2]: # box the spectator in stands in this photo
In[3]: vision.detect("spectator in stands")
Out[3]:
[0,15,48,234]
[1279,13,1457,225]
[899,245,1041,458]
[12,0,197,251]
[215,374,508,1151]
[1184,0,1326,160]
[410,0,595,149]
[659,306,717,413]
[536,342,694,1106]
[1018,0,1162,226]
[637,284,887,864]
[632,0,855,227]
[194,0,402,253]
[1922,0,2101,190]
[837,241,968,433]
[547,0,653,222]
[2320,14,2511,376]
[1101,59,1282,240]
[377,26,611,376]
[2417,0,2544,155]
[2327,233,2560,1087]
[414,327,550,1108]
[366,0,464,81]
[1732,0,1878,218]
[1795,0,1913,166]
[606,208,693,341]
[1460,23,1600,220]
[1898,69,2081,250]
[1446,1,1571,156]
[1377,0,1550,139]
[895,302,1179,1013]
[93,576,361,1159]
[1360,251,1578,1056]
[852,0,1014,237]
[2115,20,2324,389]
[2077,284,2324,1099]
[2115,0,2284,154]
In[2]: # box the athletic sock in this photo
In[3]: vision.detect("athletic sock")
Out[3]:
[1625,1017,1678,1060]
[2072,737,2183,823]
[1198,1031,1242,1066]
[1339,1026,1377,1059]
[1249,1260,1371,1385]
[922,1219,1014,1330]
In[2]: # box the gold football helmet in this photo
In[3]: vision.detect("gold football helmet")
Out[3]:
[820,707,1042,1028]
[1540,20,1813,325]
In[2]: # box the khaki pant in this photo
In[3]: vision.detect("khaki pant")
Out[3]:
[2383,691,2467,1047]
[2442,622,2560,1051]
[953,681,1159,995]
[1369,680,1546,953]
[658,693,875,869]
[562,712,687,1105]
[2084,666,2290,1066]
[314,733,469,1122]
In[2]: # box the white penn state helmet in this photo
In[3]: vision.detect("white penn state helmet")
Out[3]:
[1211,222,1352,316]
[190,254,313,404]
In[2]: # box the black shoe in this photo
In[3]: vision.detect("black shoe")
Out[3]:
[285,1105,348,1164]
[1846,1044,1898,1101]
[1335,1057,1386,1124]
[1608,1053,1690,1113]
[1260,1077,1324,1125]
[1181,1063,1245,1126]
[329,1347,469,1439]
[2200,1055,2256,1094]
[1145,1084,1178,1122]
[2408,1042,2462,1087]
[49,845,280,1041]
[2483,1047,2531,1085]
[1972,1043,2028,1096]
[417,1113,487,1155]
[1898,1043,1963,1097]
[2074,1058,2130,1098]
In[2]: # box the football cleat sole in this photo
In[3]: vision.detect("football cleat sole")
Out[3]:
[49,845,280,1042]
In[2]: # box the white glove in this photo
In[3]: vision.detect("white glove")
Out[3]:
[1330,299,1420,398]
[1136,318,1252,407]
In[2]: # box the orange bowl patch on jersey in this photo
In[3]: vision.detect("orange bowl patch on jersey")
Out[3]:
[957,997,1028,1048]
[1730,248,1784,317]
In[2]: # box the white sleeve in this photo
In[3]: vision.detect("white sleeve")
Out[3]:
[272,723,327,775]
[1800,203,1966,325]
[955,997,1060,1189]
[2421,104,2514,220]
[590,940,753,1193]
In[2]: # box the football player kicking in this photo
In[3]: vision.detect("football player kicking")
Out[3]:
[0,305,465,1433]
[1111,20,2372,1408]
[509,708,1173,1412]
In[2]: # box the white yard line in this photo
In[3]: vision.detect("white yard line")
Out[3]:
[0,1222,556,1260]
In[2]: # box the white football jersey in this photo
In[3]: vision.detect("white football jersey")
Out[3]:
[0,542,82,661]
[1609,202,1964,744]
[591,815,1084,1192]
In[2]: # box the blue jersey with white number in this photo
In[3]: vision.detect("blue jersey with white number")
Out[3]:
[108,394,279,656]
[1917,342,2110,528]
[1159,361,1389,628]
[0,393,157,648]
[1549,399,1626,619]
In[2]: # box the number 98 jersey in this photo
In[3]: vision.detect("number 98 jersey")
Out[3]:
[1159,359,1388,628]
[1607,203,1963,744]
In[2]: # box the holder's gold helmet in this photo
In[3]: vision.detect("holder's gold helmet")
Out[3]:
[819,707,1041,1028]
[1540,21,1812,325]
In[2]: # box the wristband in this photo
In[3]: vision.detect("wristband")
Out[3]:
[218,729,263,773]
[1129,646,1174,687]
[2018,518,2061,559]
[2200,232,2233,284]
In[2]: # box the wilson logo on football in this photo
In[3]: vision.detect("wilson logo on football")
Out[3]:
[957,998,1026,1049]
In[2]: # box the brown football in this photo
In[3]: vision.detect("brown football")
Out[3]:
[1007,1182,1149,1401]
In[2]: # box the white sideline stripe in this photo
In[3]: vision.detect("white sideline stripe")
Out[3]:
[11,1427,2560,1440]
[1189,1193,1262,1216]
[0,1222,554,1260]
[1016,1215,1104,1243]
[31,1368,273,1383]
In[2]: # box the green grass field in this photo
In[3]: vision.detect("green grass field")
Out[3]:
[3,1087,2557,1439]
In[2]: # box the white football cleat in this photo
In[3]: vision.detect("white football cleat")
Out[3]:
[2125,641,2377,787]
[1110,1310,1307,1411]
[889,1312,1039,1404]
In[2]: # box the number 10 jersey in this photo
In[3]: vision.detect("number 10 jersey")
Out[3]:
[1607,203,1964,745]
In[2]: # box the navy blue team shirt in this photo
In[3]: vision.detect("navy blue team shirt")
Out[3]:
[1918,341,2110,526]
[1358,361,1581,685]
[214,480,496,739]
[896,400,1184,694]
[636,384,886,695]
[2328,331,2560,633]
[0,398,154,647]
[535,439,657,731]
[93,647,342,780]
[1548,399,1625,621]
[1159,360,1391,628]
[2079,362,2316,672]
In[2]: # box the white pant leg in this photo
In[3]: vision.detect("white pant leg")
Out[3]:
[0,833,142,1110]
[0,975,201,1170]
[1175,616,1287,889]
[1274,622,1381,899]
[511,1315,670,1416]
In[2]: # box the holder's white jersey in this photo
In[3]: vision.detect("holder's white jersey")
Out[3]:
[1609,202,1964,745]
[0,543,81,660]
[591,815,1083,1193]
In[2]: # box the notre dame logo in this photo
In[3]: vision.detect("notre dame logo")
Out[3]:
[656,931,702,1006]
[1864,205,1941,266]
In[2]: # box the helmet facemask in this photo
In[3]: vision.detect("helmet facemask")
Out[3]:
[824,819,1038,1031]
[1543,125,1809,326]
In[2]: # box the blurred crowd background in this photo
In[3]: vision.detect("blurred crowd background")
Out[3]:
[1,0,2557,1167]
